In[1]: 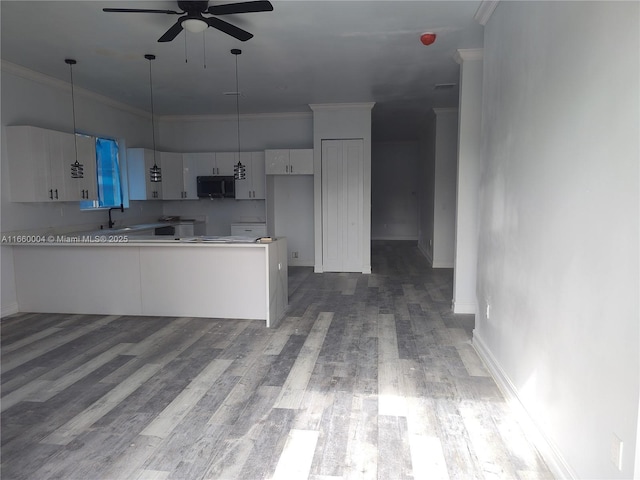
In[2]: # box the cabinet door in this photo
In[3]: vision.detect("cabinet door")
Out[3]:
[185,152,215,177]
[6,126,50,202]
[215,152,237,176]
[265,149,289,175]
[250,151,265,199]
[234,152,251,199]
[145,151,163,200]
[159,152,184,200]
[47,129,76,201]
[74,135,98,201]
[181,154,201,200]
[128,148,162,200]
[235,152,265,199]
[289,149,314,175]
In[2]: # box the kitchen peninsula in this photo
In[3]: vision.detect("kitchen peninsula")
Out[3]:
[9,236,288,328]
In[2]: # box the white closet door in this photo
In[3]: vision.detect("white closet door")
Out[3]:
[321,139,364,272]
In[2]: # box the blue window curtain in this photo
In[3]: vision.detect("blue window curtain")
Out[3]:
[96,138,122,207]
[81,137,124,209]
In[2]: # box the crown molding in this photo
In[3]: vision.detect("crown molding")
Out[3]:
[454,48,484,65]
[474,0,499,26]
[1,60,148,118]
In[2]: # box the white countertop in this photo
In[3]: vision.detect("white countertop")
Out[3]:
[3,233,278,247]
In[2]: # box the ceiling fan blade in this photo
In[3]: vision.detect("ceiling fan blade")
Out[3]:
[206,17,253,41]
[158,20,184,42]
[103,8,181,14]
[207,1,273,15]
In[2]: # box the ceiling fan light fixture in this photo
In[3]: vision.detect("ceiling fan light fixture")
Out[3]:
[183,18,208,33]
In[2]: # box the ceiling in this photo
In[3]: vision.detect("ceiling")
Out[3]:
[0,1,484,141]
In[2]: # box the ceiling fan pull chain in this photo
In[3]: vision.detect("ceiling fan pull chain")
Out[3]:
[203,32,207,69]
[184,33,188,63]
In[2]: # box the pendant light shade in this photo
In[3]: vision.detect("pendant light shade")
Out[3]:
[66,58,84,179]
[232,49,246,181]
[145,54,162,183]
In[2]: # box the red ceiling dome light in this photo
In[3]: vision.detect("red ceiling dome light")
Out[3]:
[420,32,437,46]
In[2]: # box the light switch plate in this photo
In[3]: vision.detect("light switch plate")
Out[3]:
[611,433,623,470]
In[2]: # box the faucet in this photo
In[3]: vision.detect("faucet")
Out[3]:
[108,204,124,229]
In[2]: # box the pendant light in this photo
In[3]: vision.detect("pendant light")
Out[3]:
[231,49,246,180]
[66,58,84,179]
[145,54,161,183]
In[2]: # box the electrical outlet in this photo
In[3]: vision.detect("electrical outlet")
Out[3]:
[611,434,623,470]
[292,251,298,259]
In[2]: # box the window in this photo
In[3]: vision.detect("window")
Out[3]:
[80,137,126,210]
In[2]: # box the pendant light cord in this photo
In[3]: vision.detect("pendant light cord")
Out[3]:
[147,56,158,166]
[235,53,241,157]
[68,61,79,164]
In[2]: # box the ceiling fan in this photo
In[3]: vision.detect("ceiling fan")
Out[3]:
[103,0,273,42]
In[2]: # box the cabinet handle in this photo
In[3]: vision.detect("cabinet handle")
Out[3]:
[286,165,289,173]
[49,189,53,200]
[290,165,293,173]
[55,189,58,199]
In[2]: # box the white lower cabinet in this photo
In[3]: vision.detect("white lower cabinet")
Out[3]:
[231,223,267,237]
[6,125,98,202]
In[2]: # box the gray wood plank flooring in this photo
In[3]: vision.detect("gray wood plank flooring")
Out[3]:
[1,241,554,479]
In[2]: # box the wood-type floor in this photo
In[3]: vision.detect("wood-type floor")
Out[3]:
[1,241,553,479]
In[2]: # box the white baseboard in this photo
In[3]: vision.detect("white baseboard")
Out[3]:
[431,261,454,269]
[289,260,314,267]
[472,332,576,480]
[1,302,19,318]
[452,301,476,315]
[417,242,433,265]
[371,235,419,241]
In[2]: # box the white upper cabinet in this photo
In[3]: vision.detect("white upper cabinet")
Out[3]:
[235,152,265,200]
[265,149,313,175]
[74,134,98,201]
[159,152,185,200]
[214,152,238,176]
[5,125,98,202]
[127,148,162,200]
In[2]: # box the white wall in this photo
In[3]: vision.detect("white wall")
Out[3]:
[474,2,639,478]
[453,50,482,314]
[1,63,160,315]
[270,175,314,266]
[432,108,458,269]
[371,141,419,240]
[417,109,458,269]
[418,113,436,263]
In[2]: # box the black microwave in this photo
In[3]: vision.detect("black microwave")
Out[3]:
[197,176,235,198]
